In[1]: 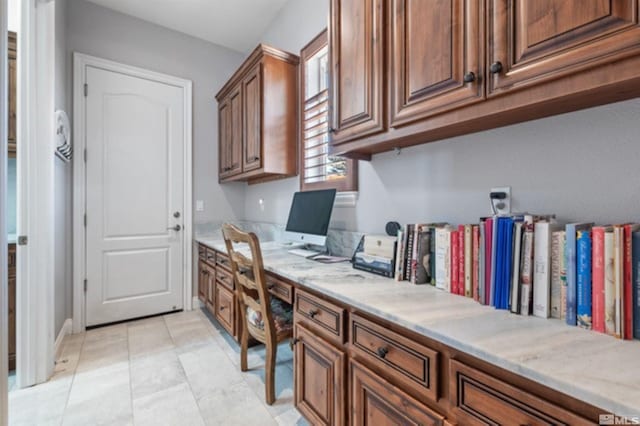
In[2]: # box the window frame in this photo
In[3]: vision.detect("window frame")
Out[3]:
[299,29,358,193]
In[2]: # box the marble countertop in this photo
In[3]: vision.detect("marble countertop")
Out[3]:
[196,235,640,416]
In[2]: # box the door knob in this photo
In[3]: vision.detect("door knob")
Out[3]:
[173,211,180,218]
[167,224,182,231]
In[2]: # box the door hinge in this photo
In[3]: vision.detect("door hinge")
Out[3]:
[84,279,87,292]
[84,83,88,97]
[17,235,28,246]
[84,214,87,227]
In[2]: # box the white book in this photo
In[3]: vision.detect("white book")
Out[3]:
[614,226,624,338]
[604,230,615,335]
[510,222,523,314]
[520,224,535,315]
[435,228,451,292]
[394,230,404,281]
[550,231,565,319]
[533,221,561,318]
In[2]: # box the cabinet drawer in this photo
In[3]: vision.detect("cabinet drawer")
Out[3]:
[198,244,207,261]
[294,290,345,345]
[350,314,439,402]
[216,267,234,290]
[265,273,293,304]
[350,360,446,426]
[216,251,231,271]
[449,359,592,425]
[205,248,216,266]
[215,284,236,336]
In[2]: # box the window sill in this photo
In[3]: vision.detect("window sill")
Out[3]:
[335,191,358,208]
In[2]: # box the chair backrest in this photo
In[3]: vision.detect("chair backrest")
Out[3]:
[221,223,275,343]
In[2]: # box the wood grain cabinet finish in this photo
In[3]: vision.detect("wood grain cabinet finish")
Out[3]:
[215,267,233,291]
[449,359,592,425]
[197,260,207,302]
[294,323,346,426]
[215,283,236,336]
[265,272,294,304]
[329,0,386,145]
[8,32,16,155]
[350,314,439,402]
[205,265,216,313]
[8,244,16,370]
[488,0,640,96]
[294,289,346,345]
[350,360,446,426]
[389,0,484,127]
[215,45,299,184]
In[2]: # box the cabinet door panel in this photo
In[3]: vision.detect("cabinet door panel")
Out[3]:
[229,88,243,176]
[350,360,446,426]
[243,65,262,172]
[330,0,385,144]
[294,323,346,426]
[198,261,207,302]
[8,57,16,145]
[488,0,640,95]
[390,0,483,126]
[218,98,232,178]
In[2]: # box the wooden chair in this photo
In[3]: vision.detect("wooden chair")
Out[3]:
[222,223,294,405]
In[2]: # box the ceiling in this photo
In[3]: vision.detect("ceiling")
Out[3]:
[84,0,290,52]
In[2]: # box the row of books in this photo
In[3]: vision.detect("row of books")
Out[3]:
[393,216,640,340]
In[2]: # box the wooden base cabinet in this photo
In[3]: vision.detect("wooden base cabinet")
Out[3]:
[293,323,346,426]
[350,360,446,426]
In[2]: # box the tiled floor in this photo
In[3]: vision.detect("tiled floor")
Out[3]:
[8,309,309,426]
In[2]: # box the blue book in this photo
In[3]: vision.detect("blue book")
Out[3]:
[490,217,499,307]
[503,218,514,310]
[576,230,592,329]
[495,218,505,308]
[633,232,640,339]
[565,222,592,326]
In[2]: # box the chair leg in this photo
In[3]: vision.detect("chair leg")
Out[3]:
[265,343,277,405]
[240,321,249,372]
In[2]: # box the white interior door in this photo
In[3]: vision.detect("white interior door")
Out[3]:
[85,65,185,327]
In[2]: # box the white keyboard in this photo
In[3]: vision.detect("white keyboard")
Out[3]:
[288,248,321,258]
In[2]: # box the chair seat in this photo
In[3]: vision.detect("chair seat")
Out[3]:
[246,297,293,334]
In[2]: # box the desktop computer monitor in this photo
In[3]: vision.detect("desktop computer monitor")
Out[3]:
[284,189,337,247]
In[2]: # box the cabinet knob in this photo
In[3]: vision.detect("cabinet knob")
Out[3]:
[376,347,389,359]
[329,127,336,133]
[219,306,225,311]
[463,72,476,83]
[268,284,275,290]
[291,337,300,345]
[308,309,319,318]
[489,61,503,74]
[252,156,260,161]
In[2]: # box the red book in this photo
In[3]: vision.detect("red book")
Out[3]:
[484,218,493,305]
[458,225,465,295]
[451,231,459,294]
[623,224,640,339]
[472,225,480,301]
[592,226,606,333]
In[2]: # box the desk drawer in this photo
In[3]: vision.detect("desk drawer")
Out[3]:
[216,267,234,290]
[295,290,345,345]
[449,360,591,425]
[216,251,231,271]
[350,314,439,402]
[204,247,216,266]
[215,284,236,336]
[198,244,207,261]
[265,273,293,304]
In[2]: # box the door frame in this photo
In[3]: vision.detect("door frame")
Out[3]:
[0,0,8,421]
[72,53,193,333]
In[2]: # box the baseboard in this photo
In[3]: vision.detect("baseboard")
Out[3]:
[192,296,204,309]
[54,318,73,359]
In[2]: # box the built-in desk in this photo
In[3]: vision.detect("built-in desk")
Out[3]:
[196,237,640,424]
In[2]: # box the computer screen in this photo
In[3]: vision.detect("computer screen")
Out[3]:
[285,189,336,244]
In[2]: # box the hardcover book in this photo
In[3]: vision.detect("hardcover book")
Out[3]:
[435,227,452,291]
[458,224,465,296]
[520,221,535,315]
[551,230,566,319]
[451,230,459,294]
[484,217,494,305]
[413,225,432,285]
[533,221,560,318]
[403,224,415,281]
[565,222,593,326]
[464,225,473,298]
[623,224,640,339]
[510,221,523,314]
[632,231,640,339]
[576,230,592,329]
[614,225,624,338]
[394,229,405,281]
[591,226,610,332]
[472,225,480,302]
[604,229,616,335]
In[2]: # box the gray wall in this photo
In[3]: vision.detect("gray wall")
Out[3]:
[245,0,640,234]
[64,0,246,315]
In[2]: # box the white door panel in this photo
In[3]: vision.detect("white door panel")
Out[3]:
[85,65,184,326]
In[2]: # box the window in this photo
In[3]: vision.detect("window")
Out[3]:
[300,30,357,192]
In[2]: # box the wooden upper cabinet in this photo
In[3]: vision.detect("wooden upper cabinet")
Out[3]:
[242,64,262,172]
[8,32,16,156]
[488,0,640,95]
[389,0,484,127]
[216,45,298,184]
[329,0,385,145]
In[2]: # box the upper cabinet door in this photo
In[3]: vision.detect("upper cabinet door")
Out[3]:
[218,97,233,179]
[389,0,484,127]
[8,56,16,145]
[242,64,263,172]
[488,0,640,96]
[228,87,243,176]
[329,0,385,145]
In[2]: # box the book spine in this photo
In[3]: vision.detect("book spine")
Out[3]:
[479,223,486,305]
[435,229,447,291]
[410,225,421,284]
[520,224,534,315]
[451,231,459,294]
[604,231,616,335]
[633,232,640,339]
[490,218,498,306]
[510,222,523,314]
[550,231,564,319]
[591,227,605,332]
[464,225,472,297]
[484,218,493,305]
[472,225,480,301]
[429,228,437,286]
[576,230,592,329]
[533,222,551,318]
[559,231,567,321]
[394,230,405,281]
[458,225,465,296]
[565,224,578,326]
[404,225,414,281]
[614,226,624,338]
[624,225,634,339]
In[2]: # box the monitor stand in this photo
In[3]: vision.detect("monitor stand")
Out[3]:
[288,244,324,259]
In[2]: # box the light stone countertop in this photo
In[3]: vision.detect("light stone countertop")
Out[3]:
[196,236,640,416]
